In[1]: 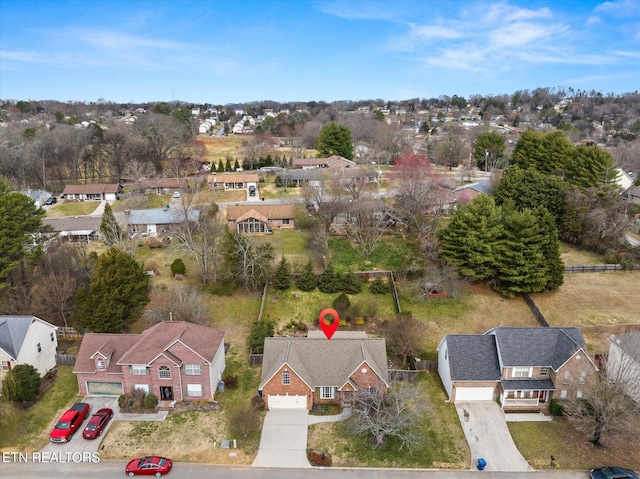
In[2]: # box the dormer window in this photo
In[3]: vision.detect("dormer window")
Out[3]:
[97,359,106,370]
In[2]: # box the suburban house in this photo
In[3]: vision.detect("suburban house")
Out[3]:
[292,155,356,170]
[126,208,200,237]
[207,172,259,192]
[140,178,189,195]
[0,316,58,384]
[624,185,640,205]
[226,203,295,234]
[20,189,55,207]
[453,178,492,204]
[437,327,598,410]
[73,321,226,402]
[42,216,102,243]
[607,332,640,404]
[259,331,389,410]
[61,183,122,201]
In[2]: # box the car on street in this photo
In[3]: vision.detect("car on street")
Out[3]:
[82,408,113,439]
[173,191,180,198]
[590,467,639,479]
[125,456,172,476]
[50,402,90,443]
[44,197,57,205]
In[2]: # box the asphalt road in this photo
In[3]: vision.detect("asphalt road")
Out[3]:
[0,461,592,479]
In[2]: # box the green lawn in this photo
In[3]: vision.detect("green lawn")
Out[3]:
[45,201,98,218]
[328,236,407,272]
[307,372,469,468]
[0,366,79,451]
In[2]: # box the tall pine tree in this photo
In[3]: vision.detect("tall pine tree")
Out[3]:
[274,256,291,290]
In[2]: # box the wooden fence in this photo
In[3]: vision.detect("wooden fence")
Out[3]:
[522,293,549,327]
[57,327,80,337]
[389,369,420,382]
[249,353,263,367]
[55,354,77,366]
[564,264,640,273]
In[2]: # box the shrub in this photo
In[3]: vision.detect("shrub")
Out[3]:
[144,260,159,276]
[228,403,261,439]
[170,258,186,276]
[223,376,238,389]
[250,394,266,412]
[206,279,238,296]
[340,272,362,294]
[144,237,165,249]
[332,292,351,317]
[308,450,332,467]
[296,259,317,291]
[143,394,158,409]
[354,317,365,325]
[118,394,126,408]
[549,399,564,416]
[369,278,391,294]
[248,320,275,354]
[318,263,341,293]
[1,364,41,403]
[274,256,291,290]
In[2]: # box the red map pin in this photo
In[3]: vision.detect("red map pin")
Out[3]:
[319,308,339,340]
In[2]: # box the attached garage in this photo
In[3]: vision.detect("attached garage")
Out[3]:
[87,381,123,396]
[454,386,495,401]
[267,394,307,409]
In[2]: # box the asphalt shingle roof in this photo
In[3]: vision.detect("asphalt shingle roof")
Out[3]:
[126,208,200,226]
[445,335,501,381]
[0,316,38,360]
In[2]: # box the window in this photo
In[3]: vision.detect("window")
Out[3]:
[187,384,203,397]
[560,390,568,399]
[37,342,41,353]
[185,364,201,375]
[444,349,448,361]
[540,367,548,376]
[134,384,150,395]
[282,371,290,385]
[97,359,106,371]
[50,332,55,342]
[563,370,570,384]
[282,218,290,225]
[320,387,335,399]
[513,367,530,378]
[579,371,586,384]
[159,366,171,379]
[132,365,147,375]
[576,390,583,399]
[1,361,9,371]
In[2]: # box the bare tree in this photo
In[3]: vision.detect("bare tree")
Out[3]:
[344,199,388,262]
[382,313,427,368]
[124,159,156,193]
[563,333,640,447]
[303,173,348,233]
[143,285,211,325]
[221,230,275,291]
[347,384,429,451]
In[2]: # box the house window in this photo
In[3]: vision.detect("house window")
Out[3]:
[512,367,530,378]
[187,384,203,397]
[185,364,201,375]
[560,390,568,399]
[320,387,335,399]
[444,349,448,361]
[50,332,55,342]
[282,218,290,225]
[282,371,290,385]
[97,359,106,371]
[134,384,150,395]
[540,367,548,376]
[159,366,171,379]
[1,361,9,371]
[37,342,42,353]
[576,390,583,399]
[579,371,586,384]
[563,371,570,384]
[132,365,148,375]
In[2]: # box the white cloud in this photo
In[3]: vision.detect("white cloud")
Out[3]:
[482,3,552,23]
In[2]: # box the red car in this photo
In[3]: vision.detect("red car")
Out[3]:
[82,408,113,439]
[125,456,172,477]
[49,402,90,443]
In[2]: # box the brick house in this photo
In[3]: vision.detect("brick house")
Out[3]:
[291,155,356,170]
[437,327,598,410]
[74,321,225,402]
[259,331,388,410]
[226,203,295,234]
[207,172,259,191]
[61,184,122,201]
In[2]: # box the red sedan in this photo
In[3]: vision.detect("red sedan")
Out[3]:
[125,456,172,477]
[82,408,113,439]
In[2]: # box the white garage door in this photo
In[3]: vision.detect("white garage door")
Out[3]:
[455,387,494,401]
[87,382,123,396]
[267,394,307,409]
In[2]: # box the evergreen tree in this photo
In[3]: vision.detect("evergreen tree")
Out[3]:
[535,207,564,290]
[218,159,224,172]
[340,272,363,294]
[274,256,291,290]
[316,122,354,160]
[511,130,574,175]
[74,247,149,332]
[99,203,122,245]
[2,364,41,402]
[318,262,341,293]
[566,144,618,188]
[225,158,232,172]
[234,158,240,171]
[296,259,317,291]
[437,195,502,280]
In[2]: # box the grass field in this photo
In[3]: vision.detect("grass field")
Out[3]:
[45,201,98,218]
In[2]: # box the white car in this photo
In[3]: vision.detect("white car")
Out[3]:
[173,191,181,198]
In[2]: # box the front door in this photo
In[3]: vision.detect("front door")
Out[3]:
[160,386,174,401]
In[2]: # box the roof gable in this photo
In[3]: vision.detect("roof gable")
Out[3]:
[0,316,56,360]
[226,203,295,221]
[444,335,501,381]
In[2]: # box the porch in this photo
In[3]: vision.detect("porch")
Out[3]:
[500,378,554,411]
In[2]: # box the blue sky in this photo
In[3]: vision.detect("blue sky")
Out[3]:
[1,0,639,104]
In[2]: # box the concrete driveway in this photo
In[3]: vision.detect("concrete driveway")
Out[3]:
[456,402,532,472]
[252,409,310,468]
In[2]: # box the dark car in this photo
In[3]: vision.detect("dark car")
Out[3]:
[82,408,113,439]
[125,456,172,477]
[249,185,256,197]
[590,467,639,479]
[44,197,57,205]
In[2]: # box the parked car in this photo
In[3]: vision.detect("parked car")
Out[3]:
[173,191,180,198]
[590,467,639,479]
[249,185,256,197]
[82,408,113,439]
[50,402,90,443]
[125,456,172,477]
[44,197,57,205]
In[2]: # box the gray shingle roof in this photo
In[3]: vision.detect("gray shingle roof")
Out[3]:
[259,336,388,390]
[0,316,52,360]
[501,378,555,390]
[489,327,586,369]
[126,208,200,226]
[445,335,501,381]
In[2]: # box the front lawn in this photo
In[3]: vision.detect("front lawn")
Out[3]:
[508,419,640,470]
[45,201,98,218]
[307,371,469,468]
[0,365,79,451]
